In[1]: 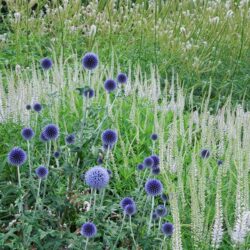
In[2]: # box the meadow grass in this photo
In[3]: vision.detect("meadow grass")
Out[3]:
[0,0,250,104]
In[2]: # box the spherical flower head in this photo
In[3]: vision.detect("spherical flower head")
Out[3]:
[152,167,160,175]
[80,222,97,238]
[101,129,118,146]
[151,133,158,141]
[21,127,35,141]
[83,88,95,98]
[151,155,160,168]
[200,149,210,159]
[82,52,99,70]
[40,58,53,70]
[117,73,127,84]
[43,124,59,140]
[124,203,137,216]
[161,193,169,203]
[137,163,145,171]
[152,211,159,221]
[145,179,163,196]
[217,160,223,166]
[143,157,154,168]
[40,131,48,142]
[120,197,135,210]
[35,166,48,179]
[33,102,42,112]
[53,151,60,159]
[162,222,174,236]
[156,205,167,217]
[26,104,31,110]
[85,166,110,189]
[8,147,27,166]
[65,133,76,145]
[104,79,117,93]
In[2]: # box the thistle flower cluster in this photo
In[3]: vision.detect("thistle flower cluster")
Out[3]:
[120,197,136,216]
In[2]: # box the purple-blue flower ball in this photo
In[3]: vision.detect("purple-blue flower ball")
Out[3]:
[8,147,27,166]
[152,211,159,221]
[161,222,174,236]
[26,104,31,110]
[137,163,145,171]
[104,79,117,93]
[117,73,127,84]
[120,197,135,210]
[152,167,160,175]
[161,193,169,203]
[40,58,53,70]
[43,124,59,140]
[82,52,99,70]
[124,203,137,216]
[85,166,110,189]
[217,160,223,166]
[65,133,75,145]
[83,88,95,98]
[145,179,163,196]
[80,222,97,238]
[156,205,167,217]
[21,127,35,141]
[144,157,154,168]
[151,155,160,168]
[40,132,48,142]
[33,102,42,112]
[101,129,118,146]
[200,149,210,159]
[54,151,60,159]
[35,166,48,179]
[151,133,158,141]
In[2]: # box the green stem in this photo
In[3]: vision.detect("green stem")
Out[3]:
[35,178,42,211]
[93,189,97,217]
[129,216,137,248]
[113,213,126,250]
[27,141,32,178]
[17,166,23,213]
[160,236,166,250]
[148,196,155,235]
[84,238,89,250]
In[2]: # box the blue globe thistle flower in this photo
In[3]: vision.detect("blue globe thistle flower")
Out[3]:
[217,160,223,166]
[144,157,154,168]
[40,131,48,142]
[21,127,35,141]
[97,157,103,165]
[161,193,169,203]
[107,169,112,176]
[8,147,27,166]
[33,102,42,112]
[124,203,137,216]
[82,52,99,70]
[152,211,159,221]
[145,179,163,196]
[65,133,75,144]
[137,163,145,171]
[156,205,167,217]
[151,155,160,168]
[43,124,59,140]
[83,88,95,98]
[101,129,118,147]
[152,167,160,175]
[161,222,174,236]
[26,104,31,110]
[40,58,53,70]
[54,151,60,159]
[35,166,48,179]
[104,79,117,93]
[151,133,158,141]
[117,73,127,84]
[200,149,210,159]
[80,222,97,238]
[85,166,110,189]
[120,197,135,210]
